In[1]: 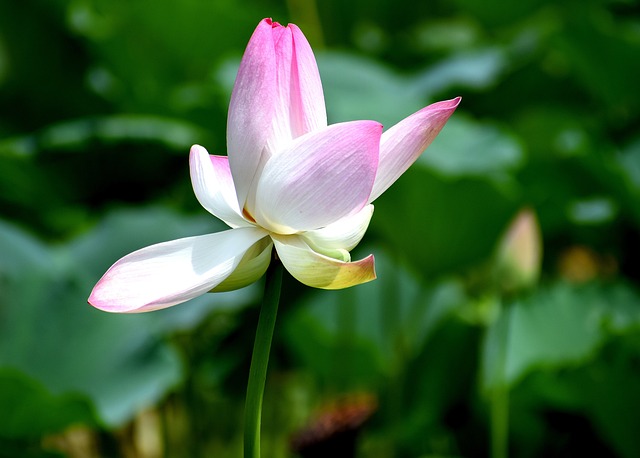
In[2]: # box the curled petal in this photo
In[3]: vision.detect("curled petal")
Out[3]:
[369,97,461,202]
[189,145,247,228]
[211,237,273,292]
[88,227,269,313]
[272,234,376,289]
[227,18,278,209]
[254,121,381,234]
[303,204,374,254]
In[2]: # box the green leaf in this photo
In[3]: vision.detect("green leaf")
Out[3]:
[0,368,95,440]
[451,0,545,26]
[0,115,212,158]
[618,137,640,221]
[411,47,507,95]
[0,207,257,429]
[372,165,518,277]
[482,282,640,390]
[283,247,466,386]
[318,49,507,129]
[509,332,640,458]
[63,0,277,115]
[318,53,424,127]
[418,114,524,179]
[556,6,640,113]
[577,340,640,458]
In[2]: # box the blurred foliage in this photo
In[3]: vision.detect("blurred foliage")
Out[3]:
[1,0,639,457]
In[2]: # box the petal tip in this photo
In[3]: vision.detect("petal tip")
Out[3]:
[369,253,377,280]
[259,18,274,28]
[428,96,462,115]
[190,144,208,158]
[87,281,141,314]
[448,96,462,109]
[88,290,123,314]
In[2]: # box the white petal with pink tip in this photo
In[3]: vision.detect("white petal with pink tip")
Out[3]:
[89,227,268,313]
[369,97,461,202]
[254,121,381,234]
[189,145,247,228]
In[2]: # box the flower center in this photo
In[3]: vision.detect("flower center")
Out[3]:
[243,207,257,224]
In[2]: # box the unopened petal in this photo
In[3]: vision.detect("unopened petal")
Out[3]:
[227,19,330,213]
[288,24,327,137]
[255,121,381,234]
[270,23,294,152]
[189,145,248,228]
[273,234,376,289]
[369,97,461,202]
[211,237,273,292]
[88,227,268,313]
[267,22,327,148]
[303,204,374,254]
[227,18,278,209]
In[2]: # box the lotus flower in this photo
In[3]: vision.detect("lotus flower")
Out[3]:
[89,18,460,313]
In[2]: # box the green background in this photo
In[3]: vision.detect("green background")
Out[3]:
[1,0,639,456]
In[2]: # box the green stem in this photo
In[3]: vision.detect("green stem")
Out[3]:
[244,258,284,458]
[336,286,356,391]
[381,261,402,458]
[491,382,509,458]
[490,298,510,458]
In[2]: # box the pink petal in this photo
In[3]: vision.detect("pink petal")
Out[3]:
[288,24,327,138]
[270,22,327,147]
[254,120,381,234]
[369,97,461,202]
[227,19,328,212]
[189,145,248,228]
[88,227,269,313]
[227,18,278,210]
[270,23,294,152]
[272,234,376,289]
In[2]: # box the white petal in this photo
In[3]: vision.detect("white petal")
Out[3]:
[88,227,269,313]
[272,234,376,289]
[302,204,374,255]
[189,145,248,228]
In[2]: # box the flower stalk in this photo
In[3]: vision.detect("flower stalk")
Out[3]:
[243,257,284,458]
